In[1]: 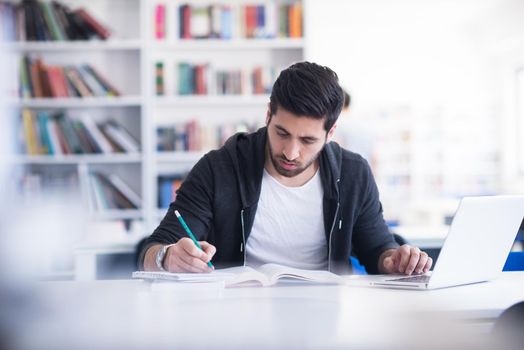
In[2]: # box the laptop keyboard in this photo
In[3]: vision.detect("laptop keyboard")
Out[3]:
[387,275,431,283]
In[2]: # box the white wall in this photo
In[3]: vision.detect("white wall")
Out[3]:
[304,0,524,221]
[304,0,499,112]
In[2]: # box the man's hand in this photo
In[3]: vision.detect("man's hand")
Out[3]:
[379,244,432,275]
[164,238,216,273]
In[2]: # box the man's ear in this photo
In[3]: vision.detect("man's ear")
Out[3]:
[326,123,337,143]
[265,107,272,125]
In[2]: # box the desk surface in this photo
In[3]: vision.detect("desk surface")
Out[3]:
[9,272,524,349]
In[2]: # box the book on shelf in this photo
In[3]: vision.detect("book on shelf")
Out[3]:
[100,121,140,153]
[156,120,257,153]
[174,2,302,40]
[77,113,114,154]
[154,3,166,39]
[22,108,42,154]
[74,7,111,40]
[19,109,140,155]
[55,112,83,154]
[19,55,121,98]
[189,5,209,39]
[158,175,184,208]
[89,172,141,211]
[132,263,341,287]
[107,173,141,208]
[155,61,164,96]
[82,64,121,97]
[41,1,65,41]
[0,0,111,42]
[175,62,275,96]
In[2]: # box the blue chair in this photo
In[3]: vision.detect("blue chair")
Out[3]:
[503,251,524,271]
[349,256,367,275]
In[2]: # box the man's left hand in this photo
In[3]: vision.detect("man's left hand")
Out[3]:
[379,245,433,275]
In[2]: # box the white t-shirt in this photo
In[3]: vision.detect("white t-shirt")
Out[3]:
[245,168,327,270]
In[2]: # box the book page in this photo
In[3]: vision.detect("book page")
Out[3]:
[218,266,270,287]
[257,263,342,286]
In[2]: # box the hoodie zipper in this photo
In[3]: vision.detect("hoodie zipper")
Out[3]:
[240,208,246,266]
[327,178,341,272]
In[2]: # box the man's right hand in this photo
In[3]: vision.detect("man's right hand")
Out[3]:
[162,238,216,273]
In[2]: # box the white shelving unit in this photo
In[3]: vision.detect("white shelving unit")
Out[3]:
[9,96,143,108]
[2,0,144,280]
[4,0,304,279]
[143,0,304,236]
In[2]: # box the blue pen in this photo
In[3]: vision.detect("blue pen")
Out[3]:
[174,210,214,268]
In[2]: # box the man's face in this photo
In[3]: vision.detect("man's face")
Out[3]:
[266,107,336,179]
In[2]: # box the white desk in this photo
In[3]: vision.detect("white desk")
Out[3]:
[10,272,524,349]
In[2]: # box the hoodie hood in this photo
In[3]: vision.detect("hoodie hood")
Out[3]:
[224,126,343,208]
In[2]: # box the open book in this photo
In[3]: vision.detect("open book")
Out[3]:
[132,263,342,287]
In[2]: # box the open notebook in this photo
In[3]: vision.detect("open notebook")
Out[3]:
[132,263,341,287]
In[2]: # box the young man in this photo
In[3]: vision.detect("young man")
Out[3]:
[139,62,432,275]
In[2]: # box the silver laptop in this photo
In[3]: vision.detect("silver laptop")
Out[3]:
[347,196,524,290]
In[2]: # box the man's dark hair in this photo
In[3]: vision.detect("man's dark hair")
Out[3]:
[343,90,351,109]
[269,62,344,132]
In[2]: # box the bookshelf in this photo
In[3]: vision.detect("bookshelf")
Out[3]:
[144,0,304,238]
[2,0,304,279]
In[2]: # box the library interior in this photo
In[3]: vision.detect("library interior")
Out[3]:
[0,0,524,349]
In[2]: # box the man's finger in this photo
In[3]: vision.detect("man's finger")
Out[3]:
[175,256,206,273]
[180,239,208,260]
[177,253,212,273]
[414,252,429,274]
[383,256,394,272]
[200,241,216,261]
[398,245,412,272]
[404,247,421,275]
[423,257,433,273]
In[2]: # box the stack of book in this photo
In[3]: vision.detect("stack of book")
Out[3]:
[89,172,141,211]
[0,0,111,42]
[158,175,184,208]
[21,109,140,155]
[19,55,120,98]
[156,120,257,152]
[174,2,302,40]
[177,63,275,96]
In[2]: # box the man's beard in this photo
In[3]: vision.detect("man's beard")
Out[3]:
[266,137,323,178]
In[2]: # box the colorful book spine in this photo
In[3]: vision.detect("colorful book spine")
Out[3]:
[40,1,65,40]
[78,113,113,153]
[174,2,302,40]
[158,176,183,208]
[83,65,121,96]
[101,122,140,153]
[289,2,303,38]
[19,56,32,98]
[47,66,69,97]
[108,174,141,208]
[155,3,166,39]
[37,111,53,155]
[76,65,107,96]
[74,8,111,39]
[155,62,165,96]
[156,121,258,152]
[46,117,62,155]
[19,110,142,156]
[22,109,40,155]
